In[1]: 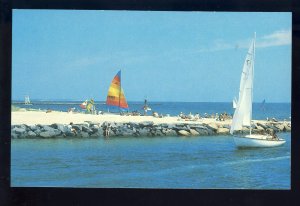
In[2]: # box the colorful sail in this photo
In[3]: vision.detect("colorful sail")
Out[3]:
[80,100,88,109]
[106,70,129,109]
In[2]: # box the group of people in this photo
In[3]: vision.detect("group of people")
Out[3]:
[215,112,232,121]
[179,112,200,121]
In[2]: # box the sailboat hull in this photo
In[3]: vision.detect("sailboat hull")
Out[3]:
[233,134,286,148]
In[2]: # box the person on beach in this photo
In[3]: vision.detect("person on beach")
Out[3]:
[86,99,95,114]
[215,113,219,121]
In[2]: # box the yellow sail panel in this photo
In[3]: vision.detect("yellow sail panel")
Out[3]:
[106,71,129,109]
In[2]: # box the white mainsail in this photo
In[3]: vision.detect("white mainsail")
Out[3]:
[230,37,255,134]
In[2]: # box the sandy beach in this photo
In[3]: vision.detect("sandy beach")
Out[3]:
[11,110,232,126]
[11,110,278,127]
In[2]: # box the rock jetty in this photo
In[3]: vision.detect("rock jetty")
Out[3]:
[11,120,291,139]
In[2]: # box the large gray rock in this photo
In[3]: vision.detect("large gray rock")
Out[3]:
[72,125,82,132]
[217,127,230,135]
[283,123,291,132]
[255,125,265,131]
[65,130,76,137]
[39,130,56,138]
[190,125,208,130]
[34,129,41,136]
[80,132,90,138]
[207,123,219,131]
[54,124,69,133]
[167,124,176,129]
[194,128,209,136]
[257,123,268,130]
[138,128,150,136]
[19,124,30,131]
[27,131,37,138]
[154,129,164,136]
[160,123,169,128]
[178,130,190,136]
[164,129,177,136]
[275,124,285,131]
[11,132,19,139]
[39,129,61,138]
[90,131,103,137]
[189,129,199,136]
[12,127,26,135]
[30,125,38,131]
[82,125,93,133]
[266,124,279,132]
[42,125,55,131]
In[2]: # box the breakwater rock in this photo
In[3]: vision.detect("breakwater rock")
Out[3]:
[11,120,291,139]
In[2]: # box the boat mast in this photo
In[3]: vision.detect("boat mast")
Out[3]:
[119,70,121,113]
[250,32,256,135]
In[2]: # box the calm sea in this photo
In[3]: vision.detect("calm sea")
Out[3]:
[11,102,291,189]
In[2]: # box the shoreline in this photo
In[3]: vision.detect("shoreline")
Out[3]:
[11,110,291,138]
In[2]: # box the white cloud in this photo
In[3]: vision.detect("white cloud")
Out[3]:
[194,29,292,53]
[256,29,291,48]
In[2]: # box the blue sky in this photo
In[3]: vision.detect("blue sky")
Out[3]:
[12,10,291,102]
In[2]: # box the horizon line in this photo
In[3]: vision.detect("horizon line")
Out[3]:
[11,99,291,104]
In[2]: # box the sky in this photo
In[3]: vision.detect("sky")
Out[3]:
[12,10,291,102]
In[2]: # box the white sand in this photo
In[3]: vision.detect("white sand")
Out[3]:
[11,110,234,126]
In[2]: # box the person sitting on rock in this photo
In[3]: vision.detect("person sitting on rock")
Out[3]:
[105,124,110,137]
[272,131,278,140]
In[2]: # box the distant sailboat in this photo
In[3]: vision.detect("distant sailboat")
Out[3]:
[230,33,285,148]
[260,99,266,111]
[106,70,129,112]
[232,97,237,109]
[142,99,151,115]
[24,95,32,105]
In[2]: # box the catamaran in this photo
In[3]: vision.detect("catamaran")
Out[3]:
[230,33,285,148]
[106,70,129,112]
[24,95,32,105]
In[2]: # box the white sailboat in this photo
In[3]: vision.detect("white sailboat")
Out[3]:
[24,95,32,105]
[232,97,237,109]
[230,33,285,148]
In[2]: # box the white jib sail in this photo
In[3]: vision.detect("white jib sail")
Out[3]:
[232,97,237,109]
[230,38,255,134]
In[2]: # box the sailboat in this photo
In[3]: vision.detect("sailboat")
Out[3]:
[24,95,32,105]
[142,99,151,115]
[232,97,237,109]
[106,70,129,112]
[230,33,285,148]
[80,100,88,109]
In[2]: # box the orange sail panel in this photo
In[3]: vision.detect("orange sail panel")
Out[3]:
[106,71,129,109]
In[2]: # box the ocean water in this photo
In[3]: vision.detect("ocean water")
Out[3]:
[11,133,291,189]
[13,101,291,120]
[11,101,291,188]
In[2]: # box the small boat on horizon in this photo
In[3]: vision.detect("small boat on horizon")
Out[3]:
[24,95,32,105]
[106,70,129,112]
[230,33,285,148]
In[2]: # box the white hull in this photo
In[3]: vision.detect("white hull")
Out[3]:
[233,134,286,148]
